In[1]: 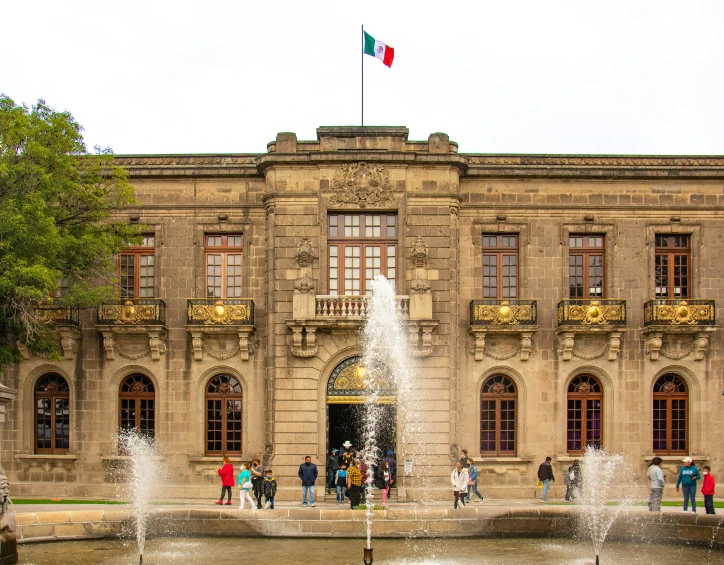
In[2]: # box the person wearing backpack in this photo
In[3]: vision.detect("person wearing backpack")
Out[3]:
[564,459,581,503]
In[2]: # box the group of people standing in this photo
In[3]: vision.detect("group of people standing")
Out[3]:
[450,449,484,509]
[325,442,397,508]
[215,456,277,510]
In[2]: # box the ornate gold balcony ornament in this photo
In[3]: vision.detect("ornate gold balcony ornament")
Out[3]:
[98,301,162,325]
[35,307,74,326]
[187,300,253,326]
[645,300,715,326]
[472,301,536,326]
[561,300,626,326]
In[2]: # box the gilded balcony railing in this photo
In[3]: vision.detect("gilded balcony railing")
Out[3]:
[34,305,80,326]
[315,295,410,318]
[97,299,166,325]
[470,299,537,326]
[557,299,626,326]
[644,299,715,326]
[187,299,255,326]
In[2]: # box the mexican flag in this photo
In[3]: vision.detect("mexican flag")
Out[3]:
[363,31,394,68]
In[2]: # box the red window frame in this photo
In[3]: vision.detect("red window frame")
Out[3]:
[567,375,603,454]
[653,374,688,455]
[569,235,604,299]
[205,374,243,456]
[655,235,690,299]
[482,234,518,299]
[205,234,243,299]
[35,373,70,454]
[480,375,517,456]
[119,235,155,299]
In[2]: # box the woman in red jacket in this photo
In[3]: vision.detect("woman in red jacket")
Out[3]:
[216,456,235,505]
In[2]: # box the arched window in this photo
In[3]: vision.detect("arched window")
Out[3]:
[653,374,688,455]
[206,374,242,456]
[480,375,517,456]
[120,374,155,439]
[567,374,603,453]
[35,373,70,454]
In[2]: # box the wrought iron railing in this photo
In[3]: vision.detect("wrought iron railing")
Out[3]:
[315,295,410,318]
[34,305,80,326]
[644,299,715,326]
[557,299,626,326]
[97,299,166,325]
[470,299,537,326]
[187,299,255,326]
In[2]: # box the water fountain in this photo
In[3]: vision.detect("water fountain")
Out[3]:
[116,430,160,565]
[360,274,421,564]
[578,446,631,565]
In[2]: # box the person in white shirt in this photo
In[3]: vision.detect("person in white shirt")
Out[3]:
[450,461,470,509]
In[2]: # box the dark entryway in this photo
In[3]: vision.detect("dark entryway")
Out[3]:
[327,403,397,456]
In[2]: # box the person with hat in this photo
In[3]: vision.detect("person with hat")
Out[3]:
[326,448,340,494]
[340,441,354,468]
[676,456,701,512]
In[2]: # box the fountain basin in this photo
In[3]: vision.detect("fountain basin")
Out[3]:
[15,507,724,550]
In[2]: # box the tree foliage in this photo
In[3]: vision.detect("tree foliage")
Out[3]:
[0,95,139,367]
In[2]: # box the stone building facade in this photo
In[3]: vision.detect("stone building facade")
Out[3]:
[2,126,722,500]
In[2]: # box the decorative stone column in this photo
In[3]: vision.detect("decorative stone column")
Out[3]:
[409,237,432,321]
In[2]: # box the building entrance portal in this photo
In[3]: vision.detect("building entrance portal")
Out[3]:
[326,356,396,456]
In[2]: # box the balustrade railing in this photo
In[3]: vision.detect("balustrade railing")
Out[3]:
[557,299,626,326]
[34,305,80,326]
[470,299,537,326]
[97,299,166,325]
[315,295,410,318]
[644,299,715,326]
[187,298,255,325]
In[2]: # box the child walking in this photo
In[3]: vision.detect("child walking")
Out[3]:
[702,466,716,515]
[238,463,257,510]
[263,469,277,509]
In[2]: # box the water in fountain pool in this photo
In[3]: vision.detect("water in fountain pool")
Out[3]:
[19,537,718,565]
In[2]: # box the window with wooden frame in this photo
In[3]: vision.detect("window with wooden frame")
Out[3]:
[119,235,155,299]
[569,235,604,299]
[480,375,517,456]
[205,374,243,456]
[119,374,155,440]
[653,374,688,455]
[328,214,397,295]
[205,234,243,298]
[35,373,70,454]
[482,234,518,299]
[567,375,603,453]
[655,235,690,299]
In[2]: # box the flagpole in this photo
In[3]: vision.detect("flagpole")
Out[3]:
[361,24,364,126]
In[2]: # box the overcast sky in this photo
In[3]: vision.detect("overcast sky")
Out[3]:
[2,1,722,155]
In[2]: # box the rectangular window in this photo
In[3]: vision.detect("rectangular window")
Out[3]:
[119,235,155,299]
[205,234,243,298]
[482,234,518,299]
[655,235,690,299]
[569,235,604,299]
[328,214,397,295]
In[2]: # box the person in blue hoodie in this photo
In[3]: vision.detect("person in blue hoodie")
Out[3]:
[676,456,701,512]
[465,458,484,503]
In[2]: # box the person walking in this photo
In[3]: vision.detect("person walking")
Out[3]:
[298,455,318,507]
[347,459,363,509]
[647,457,665,512]
[263,468,277,509]
[237,463,256,509]
[451,461,469,509]
[466,458,484,503]
[537,456,555,503]
[375,460,393,508]
[676,456,701,512]
[340,441,354,468]
[702,465,716,515]
[327,448,340,494]
[564,460,582,503]
[215,456,234,505]
[383,449,397,478]
[251,458,264,509]
[459,449,470,468]
[335,463,348,504]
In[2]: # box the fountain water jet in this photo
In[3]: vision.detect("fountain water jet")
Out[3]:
[360,275,422,558]
[116,430,160,565]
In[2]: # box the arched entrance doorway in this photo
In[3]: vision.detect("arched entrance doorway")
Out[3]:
[327,356,396,455]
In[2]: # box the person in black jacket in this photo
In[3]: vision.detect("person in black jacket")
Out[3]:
[327,449,340,494]
[537,456,555,503]
[298,455,318,507]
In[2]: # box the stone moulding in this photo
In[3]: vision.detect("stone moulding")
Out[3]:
[15,454,77,473]
[186,326,255,362]
[642,326,716,362]
[100,326,167,361]
[469,327,536,362]
[555,327,626,362]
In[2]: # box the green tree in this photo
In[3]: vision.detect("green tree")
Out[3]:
[0,95,139,367]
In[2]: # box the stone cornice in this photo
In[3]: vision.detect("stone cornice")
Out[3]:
[115,154,261,178]
[256,152,469,174]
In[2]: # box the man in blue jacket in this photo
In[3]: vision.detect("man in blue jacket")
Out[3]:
[298,455,318,507]
[676,456,701,512]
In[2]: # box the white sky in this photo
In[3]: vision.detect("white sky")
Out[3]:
[2,0,723,155]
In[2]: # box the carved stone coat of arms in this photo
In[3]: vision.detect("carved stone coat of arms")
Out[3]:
[330,162,394,208]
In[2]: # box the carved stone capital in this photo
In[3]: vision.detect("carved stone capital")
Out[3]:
[287,323,323,358]
[58,326,81,360]
[408,321,438,358]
